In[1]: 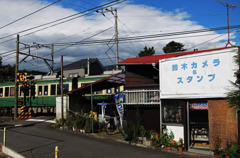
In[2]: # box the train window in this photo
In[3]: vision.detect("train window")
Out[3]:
[0,88,3,97]
[44,85,48,95]
[107,88,112,94]
[10,87,15,96]
[96,90,102,94]
[57,84,69,95]
[81,83,90,87]
[115,86,120,93]
[38,86,42,96]
[5,87,9,97]
[51,85,56,95]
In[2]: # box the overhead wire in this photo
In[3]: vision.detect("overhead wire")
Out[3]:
[0,0,125,42]
[39,25,240,46]
[0,0,62,31]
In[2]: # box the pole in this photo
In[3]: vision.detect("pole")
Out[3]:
[51,44,54,75]
[14,34,19,120]
[91,84,93,133]
[55,146,58,158]
[159,100,162,136]
[114,8,119,70]
[3,127,6,146]
[61,56,63,126]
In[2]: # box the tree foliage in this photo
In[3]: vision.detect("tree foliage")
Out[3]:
[226,50,240,110]
[163,41,186,54]
[0,57,15,82]
[138,46,155,57]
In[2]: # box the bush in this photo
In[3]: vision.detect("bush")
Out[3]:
[75,115,87,129]
[225,143,238,156]
[123,121,137,143]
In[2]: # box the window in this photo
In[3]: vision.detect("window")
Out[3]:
[10,87,15,96]
[96,90,102,94]
[44,85,48,95]
[51,85,56,95]
[0,88,3,97]
[162,100,183,124]
[115,86,120,93]
[38,86,42,96]
[5,87,9,97]
[107,88,112,94]
[57,84,69,95]
[81,83,91,87]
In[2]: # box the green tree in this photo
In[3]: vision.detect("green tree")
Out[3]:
[226,50,240,110]
[0,56,15,82]
[138,46,155,57]
[163,41,186,54]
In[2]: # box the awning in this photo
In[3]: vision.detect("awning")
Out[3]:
[67,72,125,95]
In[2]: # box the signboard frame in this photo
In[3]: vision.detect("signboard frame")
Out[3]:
[159,47,238,99]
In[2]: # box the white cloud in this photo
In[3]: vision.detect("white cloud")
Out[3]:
[0,0,230,72]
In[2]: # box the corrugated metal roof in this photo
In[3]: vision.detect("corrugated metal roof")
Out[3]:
[118,47,233,65]
[67,72,125,95]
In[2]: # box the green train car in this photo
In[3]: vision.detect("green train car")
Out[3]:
[0,75,119,115]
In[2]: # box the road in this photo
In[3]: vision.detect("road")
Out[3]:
[0,118,208,158]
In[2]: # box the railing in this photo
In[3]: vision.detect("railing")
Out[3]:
[123,89,160,105]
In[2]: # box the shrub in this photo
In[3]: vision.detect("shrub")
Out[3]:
[225,143,238,156]
[123,121,137,143]
[75,115,87,129]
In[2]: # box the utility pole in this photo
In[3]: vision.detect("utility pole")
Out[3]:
[51,44,54,75]
[114,9,119,70]
[14,34,19,120]
[61,56,63,126]
[216,0,237,47]
[97,8,119,70]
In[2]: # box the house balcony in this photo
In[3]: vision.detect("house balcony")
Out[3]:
[123,89,160,105]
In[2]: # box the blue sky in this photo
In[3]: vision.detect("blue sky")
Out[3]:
[0,0,239,72]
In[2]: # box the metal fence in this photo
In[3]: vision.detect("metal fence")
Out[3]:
[123,89,160,105]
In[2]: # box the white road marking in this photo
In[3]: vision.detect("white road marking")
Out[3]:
[26,119,55,123]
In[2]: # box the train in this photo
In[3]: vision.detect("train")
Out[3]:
[0,74,123,116]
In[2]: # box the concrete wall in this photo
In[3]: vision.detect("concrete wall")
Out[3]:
[208,99,238,150]
[56,96,69,120]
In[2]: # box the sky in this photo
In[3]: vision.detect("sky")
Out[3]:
[0,0,239,72]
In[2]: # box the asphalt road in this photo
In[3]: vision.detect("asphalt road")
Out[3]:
[0,118,208,158]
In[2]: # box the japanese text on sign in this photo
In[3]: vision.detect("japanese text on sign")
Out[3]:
[172,59,220,84]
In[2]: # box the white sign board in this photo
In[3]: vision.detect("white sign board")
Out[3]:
[159,47,238,99]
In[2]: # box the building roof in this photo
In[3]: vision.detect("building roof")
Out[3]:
[54,58,103,72]
[67,72,125,95]
[118,47,233,65]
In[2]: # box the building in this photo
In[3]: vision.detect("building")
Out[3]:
[54,58,104,78]
[118,46,240,153]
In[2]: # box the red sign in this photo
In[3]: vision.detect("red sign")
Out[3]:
[190,103,208,110]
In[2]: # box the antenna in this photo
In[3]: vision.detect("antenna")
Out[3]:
[216,0,237,47]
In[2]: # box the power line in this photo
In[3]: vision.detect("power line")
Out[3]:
[39,25,240,46]
[0,0,62,31]
[0,0,125,42]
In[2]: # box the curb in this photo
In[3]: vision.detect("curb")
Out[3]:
[2,146,25,158]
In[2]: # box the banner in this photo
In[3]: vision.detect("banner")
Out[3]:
[190,103,208,110]
[114,92,124,117]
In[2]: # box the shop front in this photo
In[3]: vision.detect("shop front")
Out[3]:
[159,47,239,153]
[188,100,209,150]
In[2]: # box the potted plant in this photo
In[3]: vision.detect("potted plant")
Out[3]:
[170,140,178,151]
[212,137,222,158]
[178,138,184,152]
[225,143,238,158]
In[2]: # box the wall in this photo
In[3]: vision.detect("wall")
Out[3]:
[125,106,160,132]
[208,99,238,150]
[125,65,159,89]
[56,96,69,120]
